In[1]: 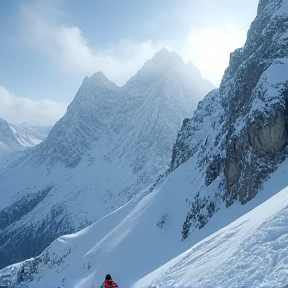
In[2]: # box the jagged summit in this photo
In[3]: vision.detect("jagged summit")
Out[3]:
[151,47,181,63]
[82,71,119,91]
[28,48,211,170]
[123,47,215,98]
[131,47,185,82]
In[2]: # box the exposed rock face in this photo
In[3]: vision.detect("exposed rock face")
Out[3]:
[248,109,287,153]
[170,0,288,238]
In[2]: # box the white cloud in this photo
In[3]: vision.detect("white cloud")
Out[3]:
[19,2,164,86]
[53,27,164,85]
[180,25,247,86]
[90,40,165,86]
[0,86,66,125]
[16,0,251,92]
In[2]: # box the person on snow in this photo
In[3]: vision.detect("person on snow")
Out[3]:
[101,274,118,288]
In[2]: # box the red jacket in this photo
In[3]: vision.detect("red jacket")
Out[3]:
[102,280,118,288]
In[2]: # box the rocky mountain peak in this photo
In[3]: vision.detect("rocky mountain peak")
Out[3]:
[170,0,288,239]
[82,71,119,90]
[85,71,108,84]
[130,48,185,82]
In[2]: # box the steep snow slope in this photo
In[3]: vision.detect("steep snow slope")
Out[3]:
[0,49,213,268]
[134,177,288,288]
[1,152,288,288]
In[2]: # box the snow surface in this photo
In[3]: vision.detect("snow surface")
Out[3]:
[135,178,288,288]
[2,151,288,288]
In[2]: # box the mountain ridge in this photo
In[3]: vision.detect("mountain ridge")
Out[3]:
[0,48,214,269]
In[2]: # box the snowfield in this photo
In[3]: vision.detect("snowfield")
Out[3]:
[2,156,288,288]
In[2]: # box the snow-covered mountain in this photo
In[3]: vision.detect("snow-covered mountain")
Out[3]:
[1,0,287,287]
[0,118,51,149]
[1,141,288,288]
[0,48,214,269]
[0,118,52,173]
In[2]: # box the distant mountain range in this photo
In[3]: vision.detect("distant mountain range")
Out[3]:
[0,118,52,173]
[0,48,214,269]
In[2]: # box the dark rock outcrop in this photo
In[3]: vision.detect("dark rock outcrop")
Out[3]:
[170,0,288,237]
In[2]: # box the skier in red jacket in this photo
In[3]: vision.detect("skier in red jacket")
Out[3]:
[101,274,118,288]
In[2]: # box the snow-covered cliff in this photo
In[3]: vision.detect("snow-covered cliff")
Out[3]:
[171,0,288,239]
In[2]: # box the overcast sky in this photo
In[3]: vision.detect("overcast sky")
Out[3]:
[0,0,259,125]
